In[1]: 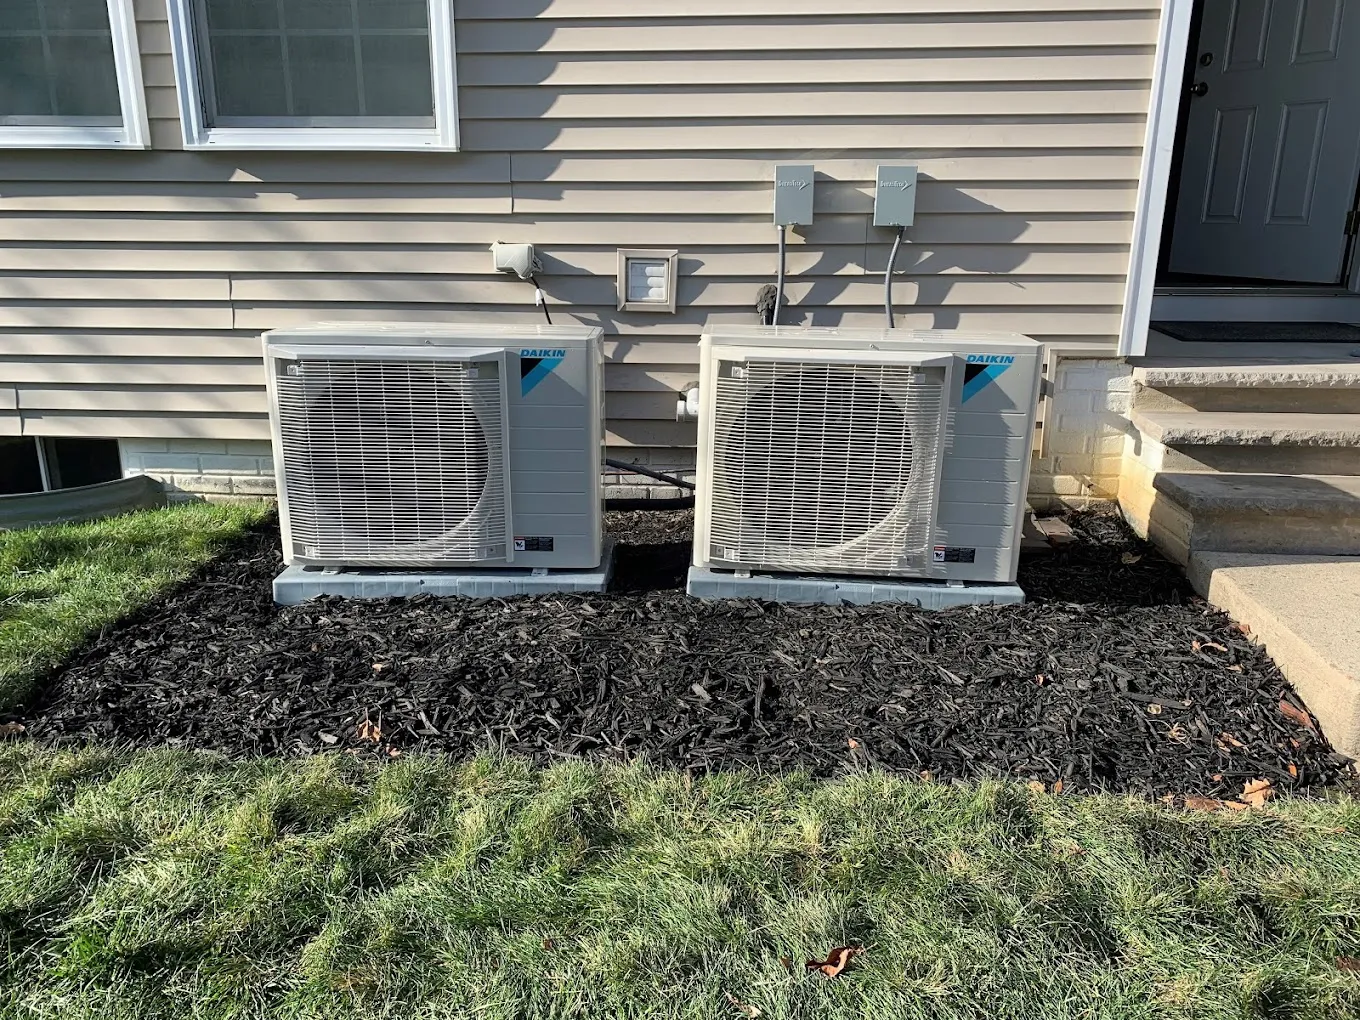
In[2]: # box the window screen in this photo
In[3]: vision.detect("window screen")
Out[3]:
[0,0,121,123]
[196,0,435,126]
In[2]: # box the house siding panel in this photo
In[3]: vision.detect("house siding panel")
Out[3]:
[0,0,1159,476]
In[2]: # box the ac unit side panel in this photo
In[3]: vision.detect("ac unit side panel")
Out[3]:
[505,337,603,569]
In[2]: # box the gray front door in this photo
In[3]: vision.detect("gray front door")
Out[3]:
[1169,0,1360,283]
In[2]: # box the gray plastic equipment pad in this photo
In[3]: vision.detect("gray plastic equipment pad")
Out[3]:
[275,540,615,605]
[686,565,1024,608]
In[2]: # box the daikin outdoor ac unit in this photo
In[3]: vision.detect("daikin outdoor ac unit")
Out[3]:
[694,326,1042,584]
[263,322,604,570]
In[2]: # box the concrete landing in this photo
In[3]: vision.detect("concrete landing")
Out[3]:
[274,541,616,605]
[1132,410,1360,447]
[1188,552,1360,760]
[686,566,1025,608]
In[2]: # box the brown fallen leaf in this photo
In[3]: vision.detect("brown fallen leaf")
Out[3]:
[1211,773,1223,782]
[779,956,794,974]
[1052,779,1064,795]
[1338,957,1360,973]
[847,738,860,750]
[1218,732,1246,749]
[1236,622,1253,636]
[725,992,762,1018]
[1027,780,1046,794]
[1121,551,1142,565]
[542,938,555,951]
[1279,700,1318,732]
[918,770,934,783]
[385,746,402,758]
[1288,763,1298,778]
[1240,778,1274,808]
[356,711,382,743]
[806,946,862,978]
[1184,796,1226,811]
[0,722,26,736]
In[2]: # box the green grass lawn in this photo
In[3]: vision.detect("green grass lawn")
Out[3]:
[1,503,1359,1019]
[1,751,1359,1019]
[0,501,272,711]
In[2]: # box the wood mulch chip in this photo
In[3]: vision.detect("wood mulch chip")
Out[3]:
[7,508,1353,797]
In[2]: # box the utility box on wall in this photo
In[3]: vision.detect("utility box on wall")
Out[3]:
[874,165,918,227]
[773,164,815,226]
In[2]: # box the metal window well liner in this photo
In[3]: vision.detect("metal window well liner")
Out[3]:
[274,539,616,605]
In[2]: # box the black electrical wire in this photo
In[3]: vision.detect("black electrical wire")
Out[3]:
[529,274,553,325]
[605,496,695,511]
[773,223,788,326]
[604,458,696,491]
[884,225,905,327]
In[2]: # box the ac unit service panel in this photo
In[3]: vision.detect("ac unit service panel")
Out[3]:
[263,322,604,571]
[695,326,1042,584]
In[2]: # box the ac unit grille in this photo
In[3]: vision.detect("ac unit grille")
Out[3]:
[275,357,509,564]
[708,360,945,575]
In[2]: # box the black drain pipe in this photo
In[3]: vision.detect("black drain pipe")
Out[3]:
[604,458,695,511]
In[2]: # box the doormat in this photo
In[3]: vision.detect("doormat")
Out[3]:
[1151,320,1360,343]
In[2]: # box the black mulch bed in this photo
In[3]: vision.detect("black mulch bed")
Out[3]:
[8,508,1355,798]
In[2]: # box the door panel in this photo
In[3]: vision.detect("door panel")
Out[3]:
[1169,0,1360,283]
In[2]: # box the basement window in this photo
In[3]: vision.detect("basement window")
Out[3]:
[166,0,458,150]
[0,437,121,494]
[0,0,148,148]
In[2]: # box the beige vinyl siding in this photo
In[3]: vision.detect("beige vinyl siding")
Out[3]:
[0,0,1160,449]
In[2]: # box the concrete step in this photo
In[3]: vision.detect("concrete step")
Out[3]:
[1132,410,1360,447]
[1146,472,1360,562]
[1132,359,1360,413]
[1187,552,1360,759]
[1133,359,1360,389]
[1155,444,1360,476]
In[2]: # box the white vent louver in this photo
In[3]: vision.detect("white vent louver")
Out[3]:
[275,356,510,565]
[708,359,946,575]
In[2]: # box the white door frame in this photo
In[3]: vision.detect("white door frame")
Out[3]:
[1118,0,1360,356]
[1119,0,1197,356]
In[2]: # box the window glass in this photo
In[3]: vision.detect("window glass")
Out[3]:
[198,0,434,125]
[0,0,121,123]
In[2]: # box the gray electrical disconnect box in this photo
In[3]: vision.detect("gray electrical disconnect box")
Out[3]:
[874,165,918,227]
[773,164,815,226]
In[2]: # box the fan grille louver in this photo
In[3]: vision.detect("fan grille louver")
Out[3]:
[276,357,509,565]
[709,360,945,575]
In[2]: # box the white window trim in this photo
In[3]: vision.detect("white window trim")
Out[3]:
[0,0,149,149]
[165,0,459,151]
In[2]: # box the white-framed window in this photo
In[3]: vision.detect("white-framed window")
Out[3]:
[165,0,458,151]
[0,0,148,148]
